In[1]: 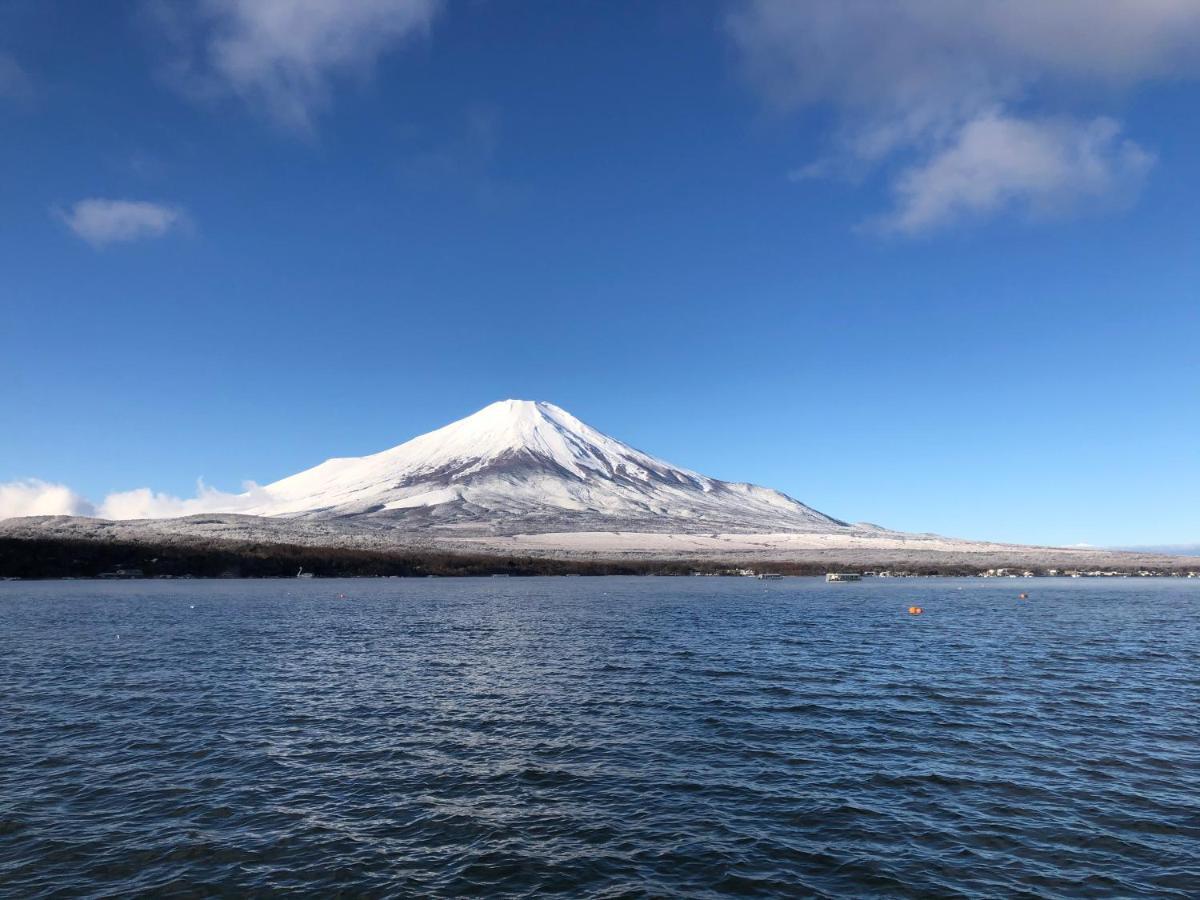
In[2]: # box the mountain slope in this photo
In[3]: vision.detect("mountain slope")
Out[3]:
[236,399,849,535]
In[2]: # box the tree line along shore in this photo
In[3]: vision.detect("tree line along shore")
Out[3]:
[1,536,1196,581]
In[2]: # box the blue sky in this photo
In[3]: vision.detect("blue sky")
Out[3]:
[1,0,1197,546]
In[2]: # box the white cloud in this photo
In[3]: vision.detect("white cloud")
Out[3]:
[57,199,187,247]
[97,480,265,520]
[0,478,267,522]
[150,0,441,131]
[0,480,95,519]
[877,113,1155,234]
[728,0,1200,231]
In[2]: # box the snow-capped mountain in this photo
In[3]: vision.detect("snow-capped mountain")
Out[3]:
[235,399,850,535]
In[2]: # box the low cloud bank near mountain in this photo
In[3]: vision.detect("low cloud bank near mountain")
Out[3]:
[0,478,259,521]
[0,480,95,519]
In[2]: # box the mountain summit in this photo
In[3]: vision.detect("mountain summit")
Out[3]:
[238,399,847,535]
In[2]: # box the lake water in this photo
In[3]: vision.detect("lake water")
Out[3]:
[1,577,1197,897]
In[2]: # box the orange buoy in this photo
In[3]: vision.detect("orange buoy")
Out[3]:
[908,606,924,615]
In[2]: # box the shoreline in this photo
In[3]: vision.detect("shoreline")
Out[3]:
[3,534,1197,581]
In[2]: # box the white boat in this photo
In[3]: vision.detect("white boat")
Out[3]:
[825,572,861,582]
[296,567,315,579]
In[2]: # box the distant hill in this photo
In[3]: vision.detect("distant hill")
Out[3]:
[1116,544,1200,557]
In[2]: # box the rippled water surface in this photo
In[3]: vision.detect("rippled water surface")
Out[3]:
[1,577,1197,897]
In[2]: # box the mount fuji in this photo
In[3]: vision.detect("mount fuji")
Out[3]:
[5,399,1190,571]
[234,399,850,535]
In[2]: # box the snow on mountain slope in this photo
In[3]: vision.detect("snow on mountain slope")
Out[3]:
[234,400,850,535]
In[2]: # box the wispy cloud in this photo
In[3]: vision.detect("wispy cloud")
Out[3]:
[876,113,1155,234]
[397,104,519,207]
[56,198,188,247]
[728,0,1200,232]
[0,480,95,519]
[0,52,33,103]
[148,0,442,132]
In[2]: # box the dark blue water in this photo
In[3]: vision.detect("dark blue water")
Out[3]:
[1,577,1197,897]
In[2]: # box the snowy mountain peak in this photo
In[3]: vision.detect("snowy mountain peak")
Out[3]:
[380,399,699,484]
[236,400,847,535]
[404,399,606,465]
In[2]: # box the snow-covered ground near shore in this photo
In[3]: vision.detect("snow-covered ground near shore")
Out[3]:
[3,513,1190,572]
[450,530,1019,555]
